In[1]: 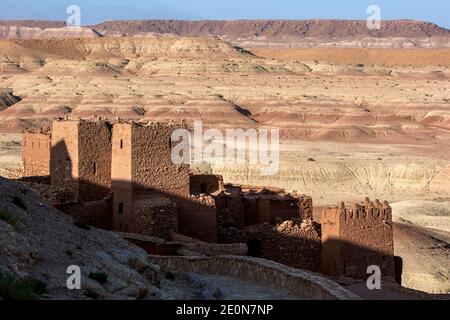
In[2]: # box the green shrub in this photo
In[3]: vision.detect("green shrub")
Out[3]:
[0,272,47,300]
[89,272,108,284]
[0,210,18,226]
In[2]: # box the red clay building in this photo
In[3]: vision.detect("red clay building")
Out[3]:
[22,130,51,182]
[321,198,395,279]
[51,119,112,202]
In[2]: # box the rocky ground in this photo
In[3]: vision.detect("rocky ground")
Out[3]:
[0,176,172,300]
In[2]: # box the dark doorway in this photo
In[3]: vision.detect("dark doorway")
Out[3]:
[200,183,207,194]
[247,239,262,257]
[394,256,403,285]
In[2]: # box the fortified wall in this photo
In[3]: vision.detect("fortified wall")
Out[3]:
[321,198,395,279]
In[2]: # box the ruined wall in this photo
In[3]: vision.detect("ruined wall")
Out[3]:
[131,195,178,240]
[240,189,313,226]
[177,195,218,243]
[77,121,112,202]
[58,195,113,230]
[51,121,80,200]
[190,174,224,195]
[22,131,51,181]
[321,199,395,279]
[243,220,322,272]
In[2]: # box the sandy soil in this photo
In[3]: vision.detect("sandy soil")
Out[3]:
[252,48,450,67]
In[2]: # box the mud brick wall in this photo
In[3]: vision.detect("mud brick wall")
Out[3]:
[131,197,178,240]
[243,221,322,272]
[111,123,132,191]
[190,174,224,195]
[242,192,313,226]
[112,188,133,232]
[58,195,113,230]
[51,121,80,201]
[77,121,112,202]
[176,195,218,243]
[215,193,245,243]
[51,120,112,202]
[297,195,313,220]
[321,199,395,279]
[111,124,133,232]
[22,131,51,181]
[131,123,190,197]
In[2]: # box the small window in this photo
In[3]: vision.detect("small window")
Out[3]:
[118,203,124,214]
[120,139,124,149]
[93,163,97,174]
[169,138,172,149]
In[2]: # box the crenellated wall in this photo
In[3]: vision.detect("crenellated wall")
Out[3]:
[321,198,395,279]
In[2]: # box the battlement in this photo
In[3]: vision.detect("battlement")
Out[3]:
[321,197,395,279]
[323,198,392,225]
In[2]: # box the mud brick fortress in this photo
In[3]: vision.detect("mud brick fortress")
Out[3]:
[22,119,398,281]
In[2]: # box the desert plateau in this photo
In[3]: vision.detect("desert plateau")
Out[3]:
[0,16,449,302]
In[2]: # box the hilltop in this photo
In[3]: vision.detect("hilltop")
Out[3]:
[0,19,449,48]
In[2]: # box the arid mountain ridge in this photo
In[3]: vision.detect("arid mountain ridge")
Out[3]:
[0,19,449,43]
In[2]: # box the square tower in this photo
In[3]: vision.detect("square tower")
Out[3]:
[51,119,112,203]
[321,198,395,279]
[22,130,51,181]
[111,122,190,234]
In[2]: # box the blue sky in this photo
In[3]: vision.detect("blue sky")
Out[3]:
[0,0,449,28]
